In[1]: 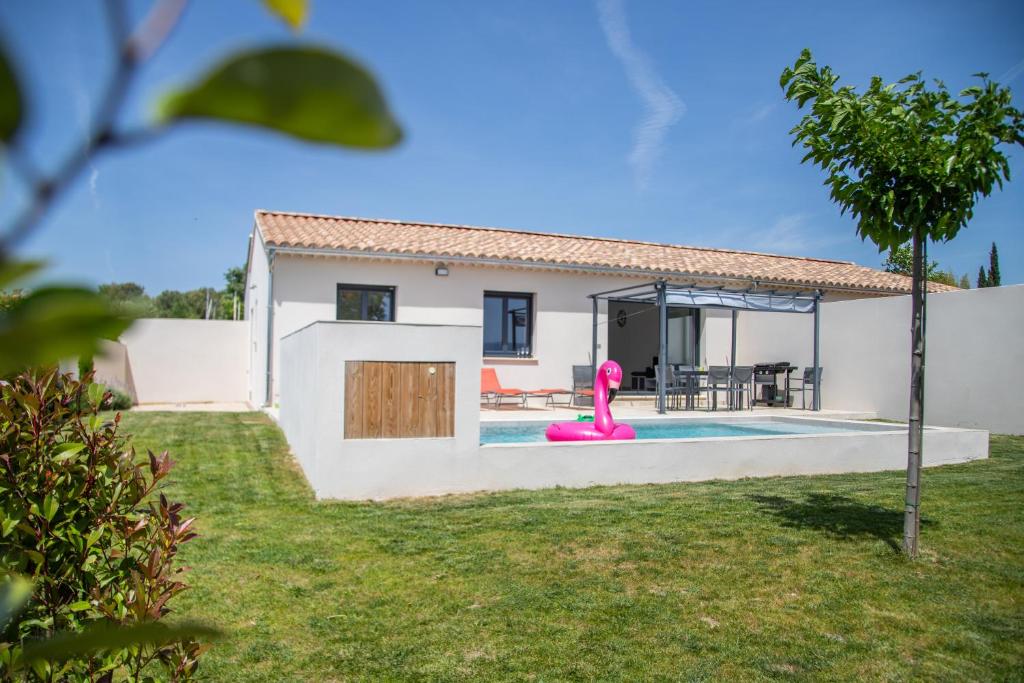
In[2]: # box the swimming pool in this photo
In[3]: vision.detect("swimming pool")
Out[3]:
[480,418,890,444]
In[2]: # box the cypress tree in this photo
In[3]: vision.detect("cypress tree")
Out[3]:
[977,266,989,288]
[989,242,1001,286]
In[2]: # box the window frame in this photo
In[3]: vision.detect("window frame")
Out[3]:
[336,283,396,322]
[483,290,534,357]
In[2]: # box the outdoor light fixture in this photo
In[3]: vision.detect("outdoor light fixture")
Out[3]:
[435,264,449,277]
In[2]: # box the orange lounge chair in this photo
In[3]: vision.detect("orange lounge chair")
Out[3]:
[526,387,574,408]
[481,368,527,408]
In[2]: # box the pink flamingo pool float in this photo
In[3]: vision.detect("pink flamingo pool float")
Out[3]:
[546,360,636,441]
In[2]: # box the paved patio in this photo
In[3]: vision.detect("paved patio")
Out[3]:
[480,396,876,422]
[132,402,253,412]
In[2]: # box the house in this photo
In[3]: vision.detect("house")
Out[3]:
[243,209,940,407]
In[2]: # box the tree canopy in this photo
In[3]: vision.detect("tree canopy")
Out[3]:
[98,266,244,319]
[780,49,1024,250]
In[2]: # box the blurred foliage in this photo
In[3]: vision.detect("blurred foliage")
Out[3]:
[0,370,209,679]
[0,44,22,142]
[262,0,308,31]
[0,262,130,377]
[160,46,402,148]
[0,0,399,672]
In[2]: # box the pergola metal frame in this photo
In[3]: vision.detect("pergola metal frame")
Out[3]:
[588,279,823,414]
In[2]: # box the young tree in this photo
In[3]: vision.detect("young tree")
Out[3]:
[958,273,970,289]
[988,242,1001,286]
[219,266,246,319]
[883,243,938,277]
[781,50,1024,557]
[977,265,989,288]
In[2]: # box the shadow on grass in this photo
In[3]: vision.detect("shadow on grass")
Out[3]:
[747,493,933,552]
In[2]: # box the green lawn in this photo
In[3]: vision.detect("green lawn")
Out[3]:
[121,412,1023,681]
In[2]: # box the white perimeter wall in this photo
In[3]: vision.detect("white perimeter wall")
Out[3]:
[96,319,249,404]
[738,285,1024,434]
[278,321,483,499]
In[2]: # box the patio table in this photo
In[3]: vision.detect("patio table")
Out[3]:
[671,369,707,410]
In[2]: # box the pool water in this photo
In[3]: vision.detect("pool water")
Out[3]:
[480,419,871,444]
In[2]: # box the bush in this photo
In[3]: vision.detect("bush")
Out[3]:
[0,369,204,680]
[108,387,133,411]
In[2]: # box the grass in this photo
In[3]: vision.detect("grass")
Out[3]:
[120,412,1024,681]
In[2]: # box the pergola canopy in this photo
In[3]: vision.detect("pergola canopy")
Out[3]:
[587,280,822,413]
[588,281,820,313]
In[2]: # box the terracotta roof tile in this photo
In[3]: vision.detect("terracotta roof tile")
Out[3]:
[254,210,956,295]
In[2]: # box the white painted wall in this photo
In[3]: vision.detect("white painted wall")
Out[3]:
[269,254,636,403]
[104,319,249,404]
[93,340,135,397]
[738,285,1024,434]
[278,321,483,499]
[245,230,271,406]
[259,251,883,405]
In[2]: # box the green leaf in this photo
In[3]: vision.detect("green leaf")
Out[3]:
[0,42,22,142]
[87,382,105,407]
[262,0,308,30]
[158,46,403,149]
[0,277,131,376]
[0,259,43,289]
[67,601,92,612]
[0,575,33,628]
[42,495,58,522]
[52,442,87,462]
[20,621,220,665]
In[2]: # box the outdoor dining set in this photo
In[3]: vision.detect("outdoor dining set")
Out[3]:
[481,363,822,411]
[651,362,822,411]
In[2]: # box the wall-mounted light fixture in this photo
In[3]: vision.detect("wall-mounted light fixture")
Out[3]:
[434,264,449,277]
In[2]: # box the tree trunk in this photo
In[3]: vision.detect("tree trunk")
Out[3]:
[903,230,927,557]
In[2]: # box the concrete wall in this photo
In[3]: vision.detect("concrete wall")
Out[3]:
[278,410,986,500]
[93,340,135,397]
[278,321,483,499]
[95,319,249,404]
[738,285,1024,434]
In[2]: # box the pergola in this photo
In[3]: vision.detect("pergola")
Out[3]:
[587,280,822,413]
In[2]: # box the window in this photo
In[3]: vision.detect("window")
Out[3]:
[336,284,395,322]
[483,291,533,356]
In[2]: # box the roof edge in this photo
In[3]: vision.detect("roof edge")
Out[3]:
[270,244,925,295]
[253,208,859,268]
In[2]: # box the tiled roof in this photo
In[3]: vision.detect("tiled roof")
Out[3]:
[254,210,956,295]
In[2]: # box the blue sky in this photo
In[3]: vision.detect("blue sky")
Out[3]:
[2,0,1022,293]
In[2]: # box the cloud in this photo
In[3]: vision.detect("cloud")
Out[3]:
[88,165,101,208]
[741,102,777,126]
[596,0,685,190]
[998,56,1024,84]
[746,213,848,254]
[67,64,101,207]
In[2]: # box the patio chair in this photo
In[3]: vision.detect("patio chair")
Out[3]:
[671,365,701,410]
[480,368,526,409]
[787,367,823,409]
[655,364,683,410]
[570,365,595,408]
[701,366,732,411]
[729,366,754,411]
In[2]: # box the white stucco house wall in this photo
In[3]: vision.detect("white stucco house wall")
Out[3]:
[243,209,943,408]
